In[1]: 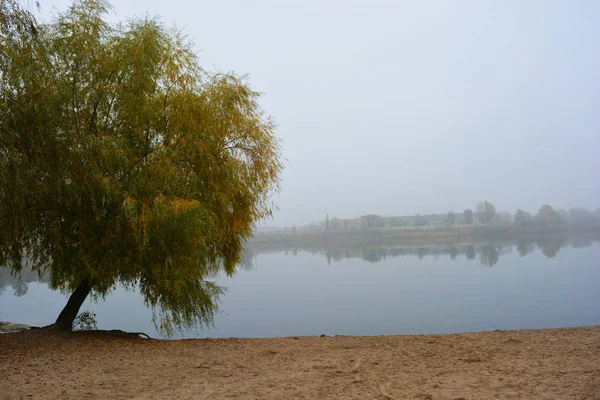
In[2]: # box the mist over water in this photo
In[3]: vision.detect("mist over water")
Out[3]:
[2,233,599,338]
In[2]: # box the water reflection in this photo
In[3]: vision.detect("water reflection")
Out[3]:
[271,231,600,268]
[2,232,600,294]
[0,266,49,297]
[0,250,255,298]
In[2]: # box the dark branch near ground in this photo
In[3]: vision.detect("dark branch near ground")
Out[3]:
[102,329,154,339]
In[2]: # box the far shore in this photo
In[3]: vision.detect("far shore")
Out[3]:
[247,223,600,251]
[1,325,599,399]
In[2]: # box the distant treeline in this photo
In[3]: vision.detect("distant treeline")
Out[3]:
[258,202,600,235]
[248,221,600,251]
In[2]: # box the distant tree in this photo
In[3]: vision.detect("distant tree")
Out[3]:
[568,207,599,224]
[389,217,403,228]
[0,1,282,333]
[477,201,496,224]
[417,247,428,259]
[536,204,564,225]
[463,209,473,225]
[325,214,330,231]
[494,211,512,224]
[360,214,382,229]
[446,211,456,225]
[414,214,427,226]
[557,209,569,222]
[330,217,342,230]
[514,209,534,225]
[360,215,369,229]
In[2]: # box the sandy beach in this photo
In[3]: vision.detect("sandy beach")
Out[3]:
[1,326,599,399]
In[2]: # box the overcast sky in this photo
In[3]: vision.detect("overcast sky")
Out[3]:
[36,0,600,226]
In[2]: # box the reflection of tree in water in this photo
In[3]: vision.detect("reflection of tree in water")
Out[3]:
[466,246,476,260]
[239,249,255,271]
[389,248,405,257]
[0,266,49,297]
[287,231,600,266]
[569,235,594,249]
[202,249,256,279]
[361,247,387,263]
[122,231,600,288]
[479,244,500,267]
[516,239,536,257]
[449,246,458,261]
[535,236,566,258]
[12,277,28,297]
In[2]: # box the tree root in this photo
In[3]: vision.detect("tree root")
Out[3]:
[99,329,154,339]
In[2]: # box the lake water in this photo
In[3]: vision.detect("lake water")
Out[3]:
[1,234,599,338]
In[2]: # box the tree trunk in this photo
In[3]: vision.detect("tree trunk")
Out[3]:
[55,279,91,331]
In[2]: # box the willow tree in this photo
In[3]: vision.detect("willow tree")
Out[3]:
[0,0,282,334]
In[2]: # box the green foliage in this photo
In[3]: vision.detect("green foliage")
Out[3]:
[0,0,282,334]
[514,209,534,225]
[330,217,343,230]
[414,214,427,226]
[389,217,403,227]
[567,207,600,223]
[476,201,496,224]
[494,211,512,224]
[360,214,384,229]
[536,204,564,226]
[73,310,98,331]
[463,209,473,225]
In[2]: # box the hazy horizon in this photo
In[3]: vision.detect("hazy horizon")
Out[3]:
[35,1,600,226]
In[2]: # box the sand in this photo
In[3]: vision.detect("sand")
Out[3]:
[1,326,599,399]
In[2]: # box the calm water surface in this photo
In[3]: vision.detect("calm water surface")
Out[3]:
[1,238,599,338]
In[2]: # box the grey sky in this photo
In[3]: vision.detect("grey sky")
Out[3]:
[37,0,600,226]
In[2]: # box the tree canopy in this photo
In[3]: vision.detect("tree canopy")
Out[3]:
[476,201,496,224]
[536,204,564,226]
[463,209,473,224]
[0,0,282,334]
[514,209,533,225]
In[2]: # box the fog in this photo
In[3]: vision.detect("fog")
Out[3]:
[36,0,600,226]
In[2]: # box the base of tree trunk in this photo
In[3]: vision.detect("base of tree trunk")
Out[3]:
[55,280,91,331]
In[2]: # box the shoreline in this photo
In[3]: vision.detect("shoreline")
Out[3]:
[2,325,599,399]
[247,224,600,251]
[1,320,597,338]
